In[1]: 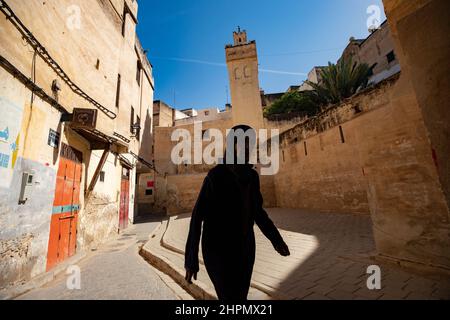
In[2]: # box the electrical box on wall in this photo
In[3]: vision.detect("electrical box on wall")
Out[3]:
[18,172,34,205]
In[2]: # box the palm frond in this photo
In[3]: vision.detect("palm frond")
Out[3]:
[307,56,371,105]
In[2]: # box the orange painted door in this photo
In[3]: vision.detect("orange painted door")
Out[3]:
[58,217,71,262]
[119,168,130,231]
[69,164,82,257]
[47,144,82,271]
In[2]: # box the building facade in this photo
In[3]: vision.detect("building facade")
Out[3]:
[0,0,154,289]
[341,20,401,85]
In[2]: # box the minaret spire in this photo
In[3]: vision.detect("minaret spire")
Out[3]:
[225,29,264,129]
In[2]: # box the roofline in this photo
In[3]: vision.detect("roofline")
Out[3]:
[358,19,389,47]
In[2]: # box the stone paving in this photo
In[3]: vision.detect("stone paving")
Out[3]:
[17,219,184,300]
[141,219,272,300]
[159,208,450,300]
[17,209,450,300]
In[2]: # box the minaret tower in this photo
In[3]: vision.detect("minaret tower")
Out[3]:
[225,28,264,129]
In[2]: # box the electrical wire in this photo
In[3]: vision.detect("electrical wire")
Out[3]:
[0,0,117,119]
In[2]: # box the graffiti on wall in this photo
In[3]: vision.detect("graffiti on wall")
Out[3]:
[0,97,23,187]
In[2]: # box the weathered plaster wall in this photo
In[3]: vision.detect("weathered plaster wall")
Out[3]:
[275,73,450,269]
[1,1,117,137]
[152,113,277,214]
[383,0,450,213]
[79,194,119,249]
[153,117,232,214]
[0,156,55,287]
[165,174,206,215]
[0,0,152,288]
[0,69,57,287]
[137,172,155,205]
[0,69,92,288]
[154,172,276,216]
[81,152,121,248]
[264,114,309,135]
[260,175,277,208]
[154,118,234,177]
[132,70,155,219]
[275,124,369,214]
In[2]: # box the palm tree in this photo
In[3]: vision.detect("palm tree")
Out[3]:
[307,57,371,105]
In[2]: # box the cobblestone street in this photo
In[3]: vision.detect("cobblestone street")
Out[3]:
[145,208,450,300]
[15,209,450,301]
[17,219,183,300]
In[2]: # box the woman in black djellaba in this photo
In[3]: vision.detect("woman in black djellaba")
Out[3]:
[184,125,290,300]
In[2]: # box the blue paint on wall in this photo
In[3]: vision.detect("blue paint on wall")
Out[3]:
[0,153,10,168]
[0,127,9,142]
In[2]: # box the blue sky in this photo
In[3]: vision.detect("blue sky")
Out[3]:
[137,0,386,110]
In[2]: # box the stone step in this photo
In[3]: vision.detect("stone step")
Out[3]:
[140,220,273,300]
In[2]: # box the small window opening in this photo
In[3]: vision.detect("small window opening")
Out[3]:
[130,106,135,134]
[115,74,121,108]
[387,51,396,63]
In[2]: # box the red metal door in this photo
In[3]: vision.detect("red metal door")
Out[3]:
[47,144,82,271]
[119,167,130,231]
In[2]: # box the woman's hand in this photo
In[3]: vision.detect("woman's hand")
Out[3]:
[185,269,198,284]
[274,241,290,257]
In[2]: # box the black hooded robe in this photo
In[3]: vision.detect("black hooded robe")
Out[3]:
[185,164,285,300]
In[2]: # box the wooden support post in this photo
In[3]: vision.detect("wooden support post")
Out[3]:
[85,145,110,201]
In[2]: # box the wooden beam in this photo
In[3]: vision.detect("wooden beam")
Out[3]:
[90,141,109,150]
[85,145,110,201]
